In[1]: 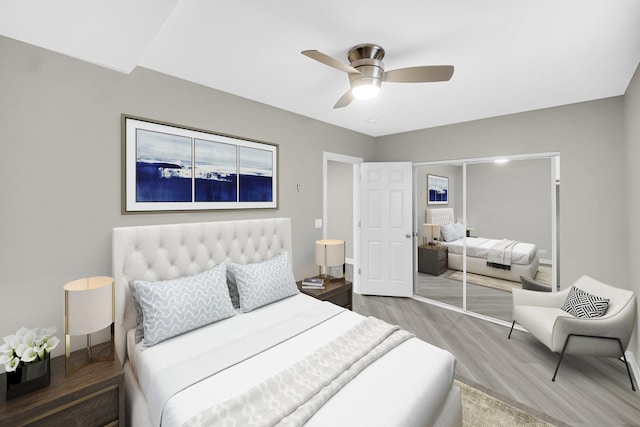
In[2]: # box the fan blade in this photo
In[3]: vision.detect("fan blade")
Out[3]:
[383,65,454,83]
[333,90,354,109]
[302,50,361,74]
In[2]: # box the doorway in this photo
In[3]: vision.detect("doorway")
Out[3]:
[323,152,362,291]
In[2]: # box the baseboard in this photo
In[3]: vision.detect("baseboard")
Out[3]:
[625,350,639,388]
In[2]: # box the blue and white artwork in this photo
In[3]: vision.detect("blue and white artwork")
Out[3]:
[428,174,448,205]
[125,116,278,212]
[194,139,237,202]
[239,146,273,202]
[136,130,192,202]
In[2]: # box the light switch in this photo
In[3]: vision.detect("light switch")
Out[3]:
[315,219,322,228]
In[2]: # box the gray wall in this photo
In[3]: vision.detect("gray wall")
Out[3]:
[0,36,375,355]
[624,64,640,363]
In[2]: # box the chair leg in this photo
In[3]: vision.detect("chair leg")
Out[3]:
[616,338,636,392]
[552,334,636,392]
[552,334,572,382]
[507,321,516,339]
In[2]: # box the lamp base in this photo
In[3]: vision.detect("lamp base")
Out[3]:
[65,326,115,377]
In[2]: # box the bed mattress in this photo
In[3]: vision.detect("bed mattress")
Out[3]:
[128,293,457,427]
[443,237,537,265]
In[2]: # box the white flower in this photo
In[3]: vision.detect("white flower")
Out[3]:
[15,327,29,337]
[0,342,12,354]
[21,347,38,363]
[1,326,60,371]
[0,353,12,365]
[14,343,27,358]
[4,356,20,373]
[3,334,20,349]
[43,336,60,354]
[40,326,57,338]
[22,330,37,348]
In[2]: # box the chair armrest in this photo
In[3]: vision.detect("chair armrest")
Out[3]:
[551,299,637,355]
[520,276,552,292]
[513,288,568,308]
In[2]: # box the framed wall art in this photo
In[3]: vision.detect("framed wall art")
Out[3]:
[123,115,278,212]
[427,174,448,205]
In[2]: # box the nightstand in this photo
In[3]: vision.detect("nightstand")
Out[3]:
[297,277,352,310]
[0,344,124,427]
[418,244,448,275]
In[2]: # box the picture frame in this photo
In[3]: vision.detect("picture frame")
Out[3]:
[427,174,448,205]
[123,115,278,212]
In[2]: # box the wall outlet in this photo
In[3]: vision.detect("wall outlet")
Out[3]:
[315,219,322,228]
[539,249,547,255]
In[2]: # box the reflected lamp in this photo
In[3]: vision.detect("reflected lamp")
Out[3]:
[422,223,441,245]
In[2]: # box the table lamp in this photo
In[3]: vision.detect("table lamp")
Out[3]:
[422,223,441,245]
[315,239,345,282]
[64,276,115,376]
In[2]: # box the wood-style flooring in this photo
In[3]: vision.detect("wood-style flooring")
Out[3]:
[415,271,514,322]
[352,293,640,427]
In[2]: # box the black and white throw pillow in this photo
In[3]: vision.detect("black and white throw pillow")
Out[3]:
[561,285,609,318]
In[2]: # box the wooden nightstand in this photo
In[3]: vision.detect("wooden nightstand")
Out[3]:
[297,277,352,310]
[0,345,124,427]
[418,244,448,275]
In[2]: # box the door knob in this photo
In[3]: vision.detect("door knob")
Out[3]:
[406,233,412,238]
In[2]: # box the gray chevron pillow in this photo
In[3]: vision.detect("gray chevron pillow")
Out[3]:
[229,252,299,313]
[132,263,235,349]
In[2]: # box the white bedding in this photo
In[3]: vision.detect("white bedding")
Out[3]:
[442,237,537,266]
[128,294,457,427]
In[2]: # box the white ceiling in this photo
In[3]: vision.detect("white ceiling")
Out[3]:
[2,0,639,137]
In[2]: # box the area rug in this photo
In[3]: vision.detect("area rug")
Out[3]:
[445,265,551,293]
[456,376,568,427]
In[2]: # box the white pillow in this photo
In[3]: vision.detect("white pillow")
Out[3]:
[441,222,465,242]
[132,263,235,349]
[228,252,299,313]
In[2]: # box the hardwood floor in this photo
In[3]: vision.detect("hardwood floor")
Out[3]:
[353,293,640,427]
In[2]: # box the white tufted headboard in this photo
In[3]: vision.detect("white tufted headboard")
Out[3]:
[112,218,292,364]
[426,208,455,225]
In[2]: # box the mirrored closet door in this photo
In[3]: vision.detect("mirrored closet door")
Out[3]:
[414,154,559,324]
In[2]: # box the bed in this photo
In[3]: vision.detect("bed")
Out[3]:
[426,208,539,282]
[113,218,461,427]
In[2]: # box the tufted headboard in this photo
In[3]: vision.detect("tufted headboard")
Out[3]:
[112,218,292,364]
[426,208,455,225]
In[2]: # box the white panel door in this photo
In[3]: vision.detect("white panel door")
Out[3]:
[360,162,413,297]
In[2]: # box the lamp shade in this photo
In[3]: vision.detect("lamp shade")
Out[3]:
[422,223,441,244]
[315,239,345,267]
[64,276,114,336]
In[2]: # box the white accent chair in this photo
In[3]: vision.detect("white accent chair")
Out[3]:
[508,275,637,390]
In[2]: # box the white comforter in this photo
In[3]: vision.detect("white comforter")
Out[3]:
[128,294,457,427]
[443,237,537,265]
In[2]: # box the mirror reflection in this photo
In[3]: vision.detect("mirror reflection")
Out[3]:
[414,155,558,323]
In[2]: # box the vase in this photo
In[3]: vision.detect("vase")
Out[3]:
[4,357,51,400]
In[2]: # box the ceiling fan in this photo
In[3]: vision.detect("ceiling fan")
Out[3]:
[302,43,454,109]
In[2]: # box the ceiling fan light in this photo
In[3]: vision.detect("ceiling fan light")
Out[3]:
[352,83,380,100]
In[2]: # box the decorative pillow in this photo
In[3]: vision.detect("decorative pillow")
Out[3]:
[128,282,144,343]
[132,263,235,349]
[561,286,610,318]
[441,222,465,242]
[228,252,299,313]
